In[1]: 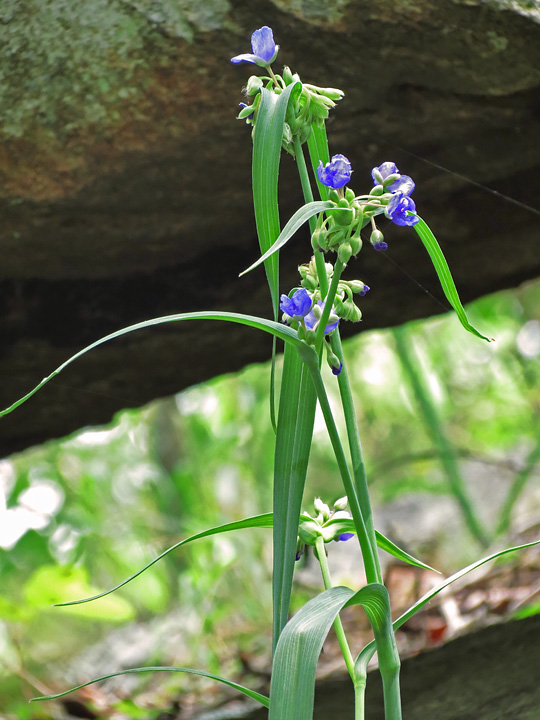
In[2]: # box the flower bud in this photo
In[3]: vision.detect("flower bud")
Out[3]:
[327,189,341,203]
[298,518,323,545]
[349,235,362,256]
[326,348,342,376]
[304,84,345,101]
[314,497,331,520]
[345,187,356,203]
[245,75,264,96]
[381,172,401,188]
[334,496,348,511]
[371,167,384,185]
[370,184,384,197]
[338,242,353,264]
[342,302,362,322]
[370,229,385,246]
[349,280,368,294]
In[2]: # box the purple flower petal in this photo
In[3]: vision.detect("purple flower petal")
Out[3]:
[372,161,398,184]
[251,26,277,63]
[231,26,278,65]
[305,301,340,335]
[280,288,312,320]
[317,154,352,189]
[339,532,354,542]
[386,193,419,227]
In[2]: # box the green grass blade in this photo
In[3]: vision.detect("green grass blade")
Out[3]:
[272,343,317,651]
[240,200,334,277]
[412,216,492,342]
[324,518,439,573]
[0,311,302,418]
[269,584,392,720]
[54,514,274,606]
[358,539,540,664]
[31,667,269,707]
[253,82,301,316]
[307,122,330,200]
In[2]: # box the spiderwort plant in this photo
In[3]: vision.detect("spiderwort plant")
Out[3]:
[5,21,537,720]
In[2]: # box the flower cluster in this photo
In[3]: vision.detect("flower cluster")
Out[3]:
[231,27,344,148]
[317,154,352,190]
[295,497,355,561]
[373,161,419,228]
[280,288,339,337]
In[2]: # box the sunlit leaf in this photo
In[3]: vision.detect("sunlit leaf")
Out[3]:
[55,514,274,606]
[31,666,269,707]
[269,583,391,720]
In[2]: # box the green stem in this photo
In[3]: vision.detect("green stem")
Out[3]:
[298,347,379,585]
[392,326,490,548]
[292,136,329,298]
[354,681,366,720]
[314,258,345,352]
[330,331,383,584]
[314,536,355,680]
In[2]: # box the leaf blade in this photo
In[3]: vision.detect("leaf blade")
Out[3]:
[413,216,492,342]
[31,666,269,707]
[240,200,334,276]
[0,311,301,418]
[54,514,274,606]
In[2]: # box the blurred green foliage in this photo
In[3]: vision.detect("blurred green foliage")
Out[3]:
[0,280,539,717]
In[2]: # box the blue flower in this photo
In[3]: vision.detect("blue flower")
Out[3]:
[385,193,419,227]
[331,361,343,376]
[280,288,313,320]
[373,241,388,252]
[317,154,352,189]
[372,162,415,196]
[305,301,340,335]
[339,532,354,542]
[231,26,279,66]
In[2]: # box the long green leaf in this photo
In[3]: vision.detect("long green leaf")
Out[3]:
[31,666,269,707]
[0,311,301,418]
[269,584,390,720]
[56,511,433,607]
[357,539,540,668]
[54,514,274,606]
[322,517,439,573]
[240,200,334,277]
[413,216,492,342]
[253,82,301,315]
[272,343,317,651]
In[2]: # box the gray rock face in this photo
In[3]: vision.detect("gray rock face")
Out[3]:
[1,1,540,454]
